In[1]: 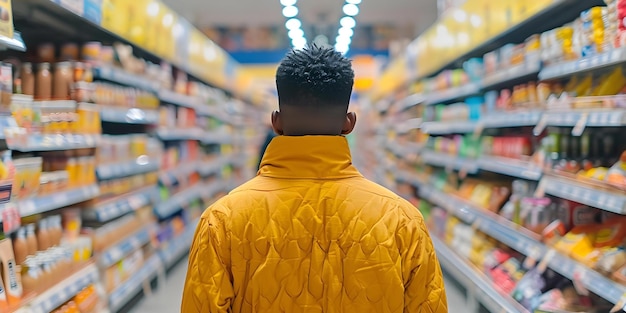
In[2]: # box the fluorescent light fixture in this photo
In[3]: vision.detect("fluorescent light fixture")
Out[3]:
[162,13,174,27]
[147,2,159,17]
[335,43,349,54]
[172,23,184,38]
[282,6,298,18]
[340,16,356,28]
[470,15,482,27]
[336,35,352,45]
[285,18,301,30]
[292,37,307,49]
[453,9,467,22]
[343,4,359,16]
[288,28,304,39]
[338,27,353,37]
[280,0,297,6]
[346,0,362,4]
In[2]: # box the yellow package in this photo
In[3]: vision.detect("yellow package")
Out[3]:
[593,67,626,97]
[555,226,597,264]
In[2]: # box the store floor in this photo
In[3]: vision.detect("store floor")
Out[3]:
[131,258,466,313]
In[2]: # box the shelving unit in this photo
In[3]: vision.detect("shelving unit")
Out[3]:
[366,1,626,312]
[1,0,262,311]
[431,236,529,313]
[17,264,100,313]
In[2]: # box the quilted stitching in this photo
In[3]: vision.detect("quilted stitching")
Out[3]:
[182,136,448,313]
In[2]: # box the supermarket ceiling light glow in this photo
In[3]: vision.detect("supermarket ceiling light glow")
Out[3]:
[280,0,306,49]
[334,1,360,54]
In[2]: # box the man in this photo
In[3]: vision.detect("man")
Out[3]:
[182,45,447,313]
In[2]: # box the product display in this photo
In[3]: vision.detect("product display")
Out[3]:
[369,1,626,312]
[0,1,261,312]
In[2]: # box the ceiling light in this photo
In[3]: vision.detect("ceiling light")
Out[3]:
[343,4,359,16]
[285,18,301,30]
[453,9,467,22]
[338,27,353,37]
[172,23,184,38]
[335,43,349,54]
[288,28,304,39]
[280,0,297,6]
[336,35,352,45]
[162,14,173,27]
[346,0,362,4]
[340,16,356,28]
[470,15,482,27]
[147,2,159,17]
[292,37,307,49]
[282,6,298,18]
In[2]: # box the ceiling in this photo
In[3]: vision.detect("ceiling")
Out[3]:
[161,0,438,37]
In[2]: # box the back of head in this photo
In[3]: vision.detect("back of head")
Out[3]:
[275,45,355,136]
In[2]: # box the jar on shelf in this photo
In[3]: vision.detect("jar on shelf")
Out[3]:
[53,62,73,100]
[20,62,34,96]
[35,63,52,101]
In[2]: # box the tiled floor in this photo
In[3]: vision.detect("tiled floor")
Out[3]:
[131,257,466,313]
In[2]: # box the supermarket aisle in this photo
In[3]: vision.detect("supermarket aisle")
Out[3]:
[131,257,466,313]
[132,258,189,313]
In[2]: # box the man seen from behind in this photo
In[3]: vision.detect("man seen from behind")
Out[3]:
[181,45,448,313]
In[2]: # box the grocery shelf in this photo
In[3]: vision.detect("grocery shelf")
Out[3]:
[8,134,100,152]
[22,263,99,313]
[156,128,205,141]
[159,218,200,267]
[108,254,163,312]
[200,181,227,199]
[421,150,479,174]
[398,93,424,111]
[158,90,201,109]
[154,184,204,219]
[99,106,159,125]
[424,82,481,105]
[405,173,626,306]
[199,157,230,176]
[543,109,626,127]
[0,32,26,52]
[481,62,541,90]
[96,156,159,180]
[159,161,200,186]
[431,236,529,313]
[19,185,100,217]
[477,156,543,181]
[93,67,158,92]
[99,225,153,268]
[394,118,423,134]
[82,186,157,222]
[201,131,234,145]
[421,120,477,135]
[540,175,626,214]
[480,111,543,129]
[539,47,626,81]
[385,141,423,157]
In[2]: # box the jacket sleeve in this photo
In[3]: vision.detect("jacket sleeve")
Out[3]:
[181,204,234,313]
[399,205,448,313]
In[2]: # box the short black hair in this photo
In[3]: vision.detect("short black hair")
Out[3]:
[276,45,354,108]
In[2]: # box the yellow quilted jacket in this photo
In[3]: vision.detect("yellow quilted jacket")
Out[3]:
[182,136,447,313]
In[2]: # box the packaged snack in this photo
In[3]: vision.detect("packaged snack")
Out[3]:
[605,150,626,188]
[555,199,598,230]
[554,226,596,259]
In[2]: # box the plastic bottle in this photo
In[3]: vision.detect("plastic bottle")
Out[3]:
[12,227,28,264]
[37,219,50,251]
[49,216,62,246]
[25,224,38,255]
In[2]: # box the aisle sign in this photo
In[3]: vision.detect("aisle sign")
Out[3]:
[0,0,13,39]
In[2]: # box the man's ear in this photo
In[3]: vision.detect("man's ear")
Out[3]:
[341,112,357,135]
[271,111,284,135]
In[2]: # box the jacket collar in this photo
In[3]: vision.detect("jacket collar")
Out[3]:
[258,135,362,179]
